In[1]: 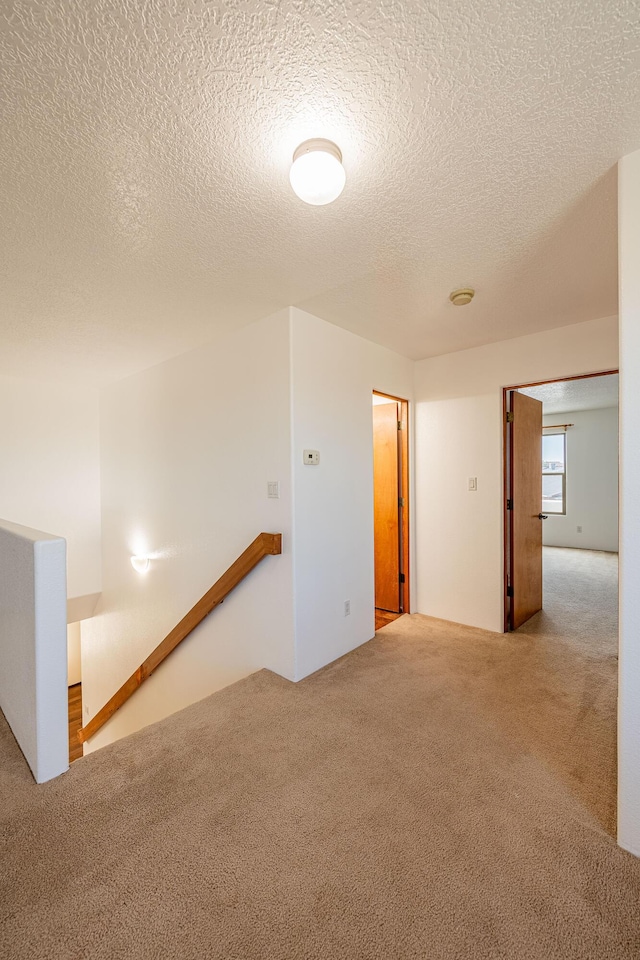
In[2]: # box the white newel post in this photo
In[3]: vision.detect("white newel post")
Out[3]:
[0,519,68,783]
[618,148,640,856]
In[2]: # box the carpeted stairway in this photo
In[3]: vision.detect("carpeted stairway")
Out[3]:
[1,548,638,959]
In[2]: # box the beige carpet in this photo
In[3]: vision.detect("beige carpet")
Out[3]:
[511,545,619,833]
[1,548,638,959]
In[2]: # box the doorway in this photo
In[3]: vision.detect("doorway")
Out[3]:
[503,370,618,631]
[67,621,83,763]
[372,392,409,630]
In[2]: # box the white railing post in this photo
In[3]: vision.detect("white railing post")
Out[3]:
[0,519,68,782]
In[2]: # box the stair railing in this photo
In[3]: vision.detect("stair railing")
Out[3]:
[78,532,282,744]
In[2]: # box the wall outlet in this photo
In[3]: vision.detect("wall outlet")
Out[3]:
[267,481,280,499]
[577,525,582,533]
[303,449,320,465]
[84,705,89,716]
[344,600,351,616]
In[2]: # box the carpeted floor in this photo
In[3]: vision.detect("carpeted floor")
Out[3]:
[1,547,638,959]
[511,545,619,833]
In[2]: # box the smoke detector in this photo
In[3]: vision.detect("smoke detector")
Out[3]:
[449,288,475,306]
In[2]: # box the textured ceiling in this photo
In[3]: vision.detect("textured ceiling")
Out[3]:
[1,0,639,384]
[520,374,619,414]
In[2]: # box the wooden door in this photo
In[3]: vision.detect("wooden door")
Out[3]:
[373,401,401,612]
[509,391,543,629]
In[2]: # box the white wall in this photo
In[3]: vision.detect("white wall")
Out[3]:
[290,308,414,680]
[0,375,101,604]
[618,148,640,857]
[82,310,295,752]
[414,315,618,633]
[0,519,68,782]
[542,408,618,552]
[81,306,415,750]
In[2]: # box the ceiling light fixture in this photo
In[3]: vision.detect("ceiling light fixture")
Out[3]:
[449,288,475,306]
[289,139,346,206]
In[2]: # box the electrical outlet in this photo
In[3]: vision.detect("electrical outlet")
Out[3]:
[577,526,582,533]
[344,600,351,616]
[84,705,89,716]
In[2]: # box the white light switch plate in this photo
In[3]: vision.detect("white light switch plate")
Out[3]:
[267,481,280,499]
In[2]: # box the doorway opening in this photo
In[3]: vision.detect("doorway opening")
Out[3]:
[372,392,409,631]
[503,370,619,632]
[67,621,83,763]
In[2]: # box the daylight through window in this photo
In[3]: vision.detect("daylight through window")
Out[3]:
[542,431,566,515]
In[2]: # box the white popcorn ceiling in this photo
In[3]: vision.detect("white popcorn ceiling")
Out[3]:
[520,373,619,415]
[1,0,638,383]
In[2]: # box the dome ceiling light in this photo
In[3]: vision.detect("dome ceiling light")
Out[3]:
[289,139,346,206]
[449,288,475,306]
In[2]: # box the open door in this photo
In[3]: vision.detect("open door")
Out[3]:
[373,399,401,612]
[506,390,544,629]
[372,393,409,619]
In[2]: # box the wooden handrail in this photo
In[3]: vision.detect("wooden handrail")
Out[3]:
[78,532,282,744]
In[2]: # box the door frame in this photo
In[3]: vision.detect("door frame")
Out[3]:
[373,391,410,614]
[502,369,618,632]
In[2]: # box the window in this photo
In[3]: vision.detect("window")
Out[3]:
[542,431,566,515]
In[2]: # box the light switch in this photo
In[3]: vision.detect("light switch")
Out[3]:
[303,449,320,465]
[468,477,477,491]
[267,481,280,499]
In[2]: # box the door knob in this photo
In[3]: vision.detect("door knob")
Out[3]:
[538,513,548,520]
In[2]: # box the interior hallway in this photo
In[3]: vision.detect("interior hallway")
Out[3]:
[0,546,635,960]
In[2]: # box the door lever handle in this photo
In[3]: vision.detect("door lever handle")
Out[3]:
[538,513,548,520]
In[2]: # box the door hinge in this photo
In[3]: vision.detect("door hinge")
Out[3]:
[398,497,405,507]
[506,585,513,597]
[397,420,405,430]
[399,573,405,584]
[506,499,512,510]
[506,411,514,422]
